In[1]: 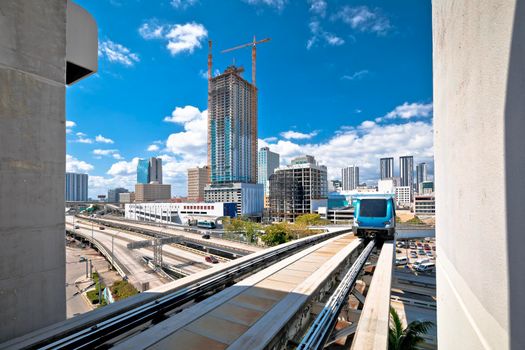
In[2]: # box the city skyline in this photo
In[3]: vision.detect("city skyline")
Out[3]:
[65,0,433,197]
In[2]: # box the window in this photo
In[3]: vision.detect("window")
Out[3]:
[360,199,387,217]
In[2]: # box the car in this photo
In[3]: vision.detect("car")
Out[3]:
[432,246,436,251]
[99,226,105,230]
[414,258,431,267]
[201,233,210,239]
[395,256,408,265]
[396,249,402,253]
[410,252,418,258]
[79,256,86,262]
[416,262,435,272]
[74,225,80,229]
[426,251,433,256]
[418,250,426,255]
[205,255,219,264]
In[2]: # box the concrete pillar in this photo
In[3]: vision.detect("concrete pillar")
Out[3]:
[0,0,96,342]
[0,0,67,341]
[433,1,525,348]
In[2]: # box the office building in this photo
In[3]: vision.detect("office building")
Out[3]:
[135,183,171,202]
[414,194,435,216]
[269,155,328,221]
[187,166,209,202]
[119,192,135,204]
[65,172,88,202]
[394,186,412,207]
[137,157,163,184]
[378,179,396,194]
[380,157,394,180]
[329,179,342,192]
[399,156,414,188]
[258,147,280,195]
[419,180,434,194]
[0,1,97,341]
[341,165,359,191]
[125,202,237,225]
[204,183,264,217]
[416,162,428,190]
[208,65,257,184]
[107,187,129,203]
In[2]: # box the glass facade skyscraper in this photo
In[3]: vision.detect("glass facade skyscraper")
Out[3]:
[258,147,280,194]
[208,66,257,184]
[399,155,414,188]
[65,172,88,201]
[342,165,359,191]
[380,157,394,180]
[137,157,162,184]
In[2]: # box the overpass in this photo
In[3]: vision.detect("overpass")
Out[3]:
[1,227,396,350]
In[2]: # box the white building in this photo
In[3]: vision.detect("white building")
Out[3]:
[204,182,264,217]
[414,194,435,216]
[394,186,411,207]
[378,179,395,194]
[341,165,359,191]
[125,202,238,225]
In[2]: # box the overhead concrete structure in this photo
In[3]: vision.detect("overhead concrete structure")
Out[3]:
[433,0,525,348]
[0,0,97,342]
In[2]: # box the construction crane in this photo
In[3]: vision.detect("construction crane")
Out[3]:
[221,36,271,86]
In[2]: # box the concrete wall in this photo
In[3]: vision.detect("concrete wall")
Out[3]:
[433,1,525,348]
[0,0,67,341]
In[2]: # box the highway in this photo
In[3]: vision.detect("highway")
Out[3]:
[66,217,215,289]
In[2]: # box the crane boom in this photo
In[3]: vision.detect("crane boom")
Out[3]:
[220,36,271,86]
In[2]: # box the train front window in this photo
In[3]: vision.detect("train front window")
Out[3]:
[360,199,387,217]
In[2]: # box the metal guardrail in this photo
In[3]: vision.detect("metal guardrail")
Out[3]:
[297,240,376,350]
[66,228,128,279]
[28,228,352,350]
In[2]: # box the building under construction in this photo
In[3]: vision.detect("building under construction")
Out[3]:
[268,155,328,221]
[207,65,257,184]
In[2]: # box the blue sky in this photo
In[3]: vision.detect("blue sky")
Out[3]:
[66,0,433,198]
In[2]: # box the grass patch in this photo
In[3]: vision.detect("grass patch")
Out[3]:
[110,280,138,301]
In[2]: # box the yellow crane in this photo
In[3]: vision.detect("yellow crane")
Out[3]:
[221,36,271,86]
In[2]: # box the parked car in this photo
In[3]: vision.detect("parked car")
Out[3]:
[201,233,210,239]
[205,255,219,264]
[74,225,80,229]
[99,226,105,230]
[79,256,86,262]
[410,252,418,258]
[396,249,402,253]
[432,246,436,251]
[416,262,435,272]
[418,250,426,255]
[426,251,433,256]
[395,256,408,265]
[414,258,431,267]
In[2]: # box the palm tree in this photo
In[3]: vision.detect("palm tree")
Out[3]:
[389,307,434,350]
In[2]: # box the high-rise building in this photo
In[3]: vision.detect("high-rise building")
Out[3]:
[208,66,257,184]
[380,157,394,180]
[269,155,328,221]
[137,157,163,184]
[416,162,428,191]
[204,183,264,216]
[341,165,359,191]
[258,147,280,195]
[187,166,209,202]
[399,156,414,188]
[107,187,129,203]
[65,172,88,201]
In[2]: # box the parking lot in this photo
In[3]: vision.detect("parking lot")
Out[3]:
[394,238,436,274]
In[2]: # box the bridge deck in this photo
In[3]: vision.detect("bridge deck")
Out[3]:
[114,234,361,349]
[351,241,394,350]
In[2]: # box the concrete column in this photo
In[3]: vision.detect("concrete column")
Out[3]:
[0,0,67,342]
[433,1,525,348]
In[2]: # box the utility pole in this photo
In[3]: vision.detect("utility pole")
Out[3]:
[111,234,114,269]
[91,221,94,248]
[85,259,88,278]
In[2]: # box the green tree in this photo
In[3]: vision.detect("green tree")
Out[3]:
[389,307,434,350]
[261,223,292,246]
[295,213,328,226]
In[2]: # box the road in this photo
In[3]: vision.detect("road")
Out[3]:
[92,216,264,253]
[65,245,94,318]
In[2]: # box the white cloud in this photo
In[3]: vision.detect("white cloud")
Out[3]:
[262,136,278,143]
[341,69,369,81]
[376,102,433,122]
[263,120,434,182]
[66,154,94,173]
[66,120,76,128]
[308,0,327,17]
[165,107,207,156]
[95,134,114,144]
[307,20,344,50]
[98,39,140,66]
[147,144,160,152]
[164,105,203,123]
[139,21,207,56]
[107,158,140,176]
[170,0,198,9]
[332,6,391,35]
[280,130,318,140]
[76,137,93,144]
[93,149,122,160]
[89,175,135,199]
[243,0,287,11]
